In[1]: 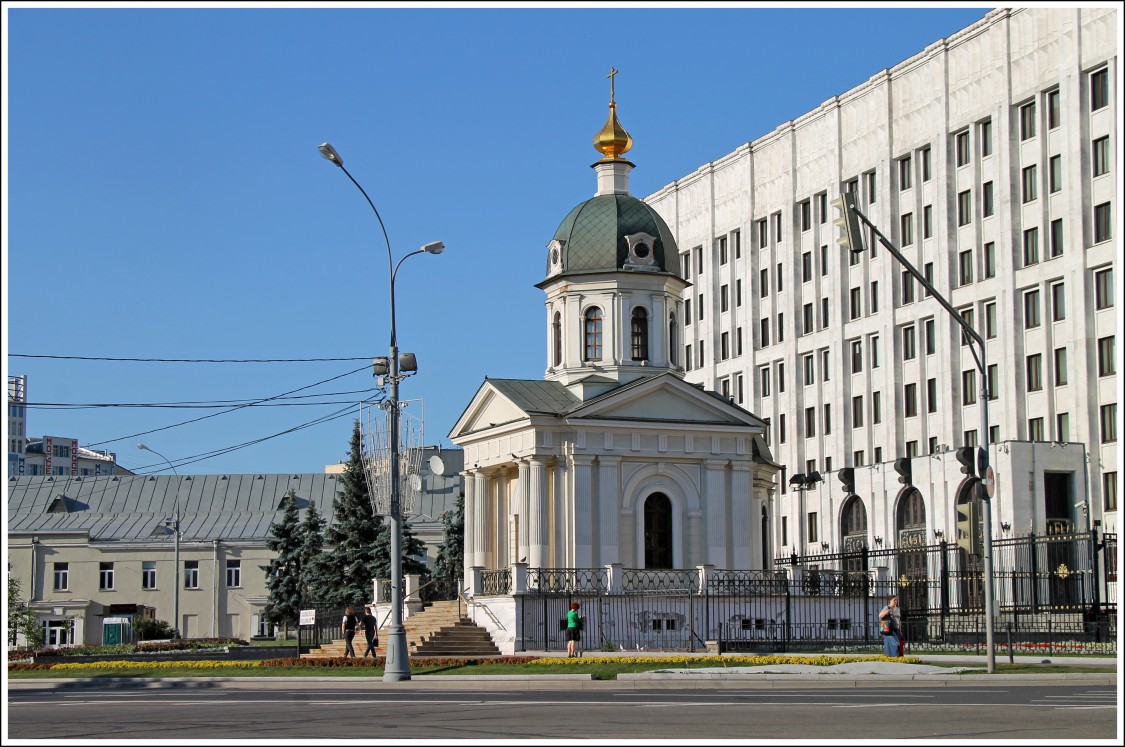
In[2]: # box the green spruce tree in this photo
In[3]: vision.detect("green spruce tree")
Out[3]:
[262,489,303,639]
[297,500,330,605]
[372,519,429,580]
[433,491,465,593]
[317,421,384,608]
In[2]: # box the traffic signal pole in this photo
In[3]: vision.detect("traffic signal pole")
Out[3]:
[834,194,997,673]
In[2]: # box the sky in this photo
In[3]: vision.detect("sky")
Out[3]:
[3,2,994,476]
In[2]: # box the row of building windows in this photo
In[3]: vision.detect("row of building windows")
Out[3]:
[51,560,243,592]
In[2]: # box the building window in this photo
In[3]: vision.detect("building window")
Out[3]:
[1048,155,1062,193]
[985,302,997,339]
[919,206,932,240]
[872,391,882,424]
[927,378,938,414]
[849,287,861,320]
[820,297,829,329]
[1049,218,1064,258]
[1094,268,1113,310]
[720,332,730,361]
[1020,101,1036,140]
[1022,164,1037,203]
[804,407,816,438]
[697,295,704,321]
[1051,282,1066,322]
[899,155,912,190]
[773,212,783,244]
[982,242,996,279]
[736,374,744,404]
[757,219,768,249]
[759,268,769,299]
[552,312,562,367]
[1093,136,1111,177]
[759,318,769,348]
[1098,336,1116,376]
[776,313,784,343]
[669,314,678,365]
[695,246,704,275]
[1029,417,1045,442]
[852,395,864,428]
[852,450,865,468]
[957,190,971,226]
[778,362,785,393]
[53,562,69,591]
[718,235,728,265]
[870,281,879,314]
[760,366,771,397]
[865,170,876,204]
[870,335,880,369]
[800,200,811,232]
[804,512,820,544]
[736,279,742,307]
[1104,472,1118,513]
[1101,403,1117,444]
[781,516,788,547]
[719,284,729,313]
[820,244,828,276]
[823,404,832,435]
[736,327,743,357]
[184,560,200,590]
[900,212,913,246]
[226,560,241,588]
[1023,227,1039,266]
[959,249,973,286]
[921,145,933,179]
[901,271,914,305]
[779,413,786,444]
[851,339,863,374]
[1024,289,1041,328]
[1047,89,1061,129]
[142,561,157,590]
[1026,353,1043,392]
[680,253,690,279]
[963,369,977,405]
[99,562,115,591]
[987,364,998,400]
[821,350,831,382]
[803,354,815,386]
[924,318,935,355]
[979,121,991,158]
[697,340,704,367]
[776,263,783,294]
[1091,67,1109,111]
[956,130,970,166]
[803,303,814,335]
[1094,202,1112,243]
[904,383,917,418]
[631,308,649,361]
[1054,347,1068,387]
[903,324,917,361]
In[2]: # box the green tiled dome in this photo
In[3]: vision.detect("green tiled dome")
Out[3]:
[548,194,678,276]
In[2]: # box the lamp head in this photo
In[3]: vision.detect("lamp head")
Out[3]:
[422,241,445,255]
[318,142,344,167]
[137,443,150,452]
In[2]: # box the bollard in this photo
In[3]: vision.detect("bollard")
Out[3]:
[1006,622,1014,664]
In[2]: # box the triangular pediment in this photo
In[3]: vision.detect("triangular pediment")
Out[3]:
[570,374,764,428]
[449,385,530,440]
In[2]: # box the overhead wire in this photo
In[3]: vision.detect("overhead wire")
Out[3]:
[9,354,374,363]
[25,387,382,409]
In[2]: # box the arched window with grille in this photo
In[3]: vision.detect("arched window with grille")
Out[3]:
[584,307,603,361]
[841,495,868,574]
[631,307,649,361]
[552,311,562,367]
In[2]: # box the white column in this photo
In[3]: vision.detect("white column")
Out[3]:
[705,459,728,567]
[473,471,488,569]
[554,457,570,567]
[731,463,752,569]
[529,458,548,568]
[463,470,476,570]
[598,456,621,565]
[572,455,595,567]
[515,460,530,564]
[651,293,668,366]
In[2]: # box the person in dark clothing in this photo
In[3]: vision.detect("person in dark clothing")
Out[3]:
[341,606,359,658]
[360,606,379,657]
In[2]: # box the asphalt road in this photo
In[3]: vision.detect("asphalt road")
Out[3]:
[7,681,1118,741]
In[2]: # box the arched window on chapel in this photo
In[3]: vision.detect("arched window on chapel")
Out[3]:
[631,308,649,361]
[552,311,562,367]
[584,307,603,361]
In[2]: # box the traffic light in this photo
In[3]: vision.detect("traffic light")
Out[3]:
[954,446,975,476]
[956,494,983,556]
[831,191,865,255]
[893,457,911,486]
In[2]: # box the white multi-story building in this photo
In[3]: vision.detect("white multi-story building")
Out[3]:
[646,7,1118,559]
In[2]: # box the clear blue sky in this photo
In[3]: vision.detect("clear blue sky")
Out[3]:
[4,3,991,476]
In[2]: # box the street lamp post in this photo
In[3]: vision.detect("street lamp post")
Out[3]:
[831,193,997,673]
[318,141,444,682]
[137,443,180,637]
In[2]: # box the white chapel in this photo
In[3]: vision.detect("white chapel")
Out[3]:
[449,78,780,579]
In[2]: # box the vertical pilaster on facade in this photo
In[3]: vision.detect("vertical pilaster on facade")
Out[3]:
[731,464,753,568]
[697,564,715,595]
[598,456,622,565]
[528,458,548,568]
[572,455,595,568]
[686,510,704,568]
[651,294,668,367]
[373,578,388,604]
[473,472,488,569]
[511,561,528,594]
[515,460,530,565]
[606,562,623,593]
[705,460,728,567]
[555,458,570,567]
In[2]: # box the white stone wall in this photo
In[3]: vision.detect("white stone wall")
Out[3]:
[647,7,1119,544]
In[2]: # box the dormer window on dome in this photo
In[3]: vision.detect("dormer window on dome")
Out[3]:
[624,232,658,271]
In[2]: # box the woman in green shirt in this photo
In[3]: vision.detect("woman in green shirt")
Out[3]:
[566,601,582,658]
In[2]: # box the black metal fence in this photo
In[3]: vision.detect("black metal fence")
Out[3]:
[296,603,345,655]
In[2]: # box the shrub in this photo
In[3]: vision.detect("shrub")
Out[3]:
[133,618,179,641]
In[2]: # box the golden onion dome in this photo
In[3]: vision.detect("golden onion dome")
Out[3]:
[593,101,632,161]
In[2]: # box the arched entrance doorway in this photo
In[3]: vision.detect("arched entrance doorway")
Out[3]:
[840,495,869,594]
[896,488,928,642]
[643,492,673,568]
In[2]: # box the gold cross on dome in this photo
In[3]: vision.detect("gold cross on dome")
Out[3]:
[607,67,619,104]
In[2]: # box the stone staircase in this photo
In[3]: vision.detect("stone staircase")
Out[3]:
[301,600,500,658]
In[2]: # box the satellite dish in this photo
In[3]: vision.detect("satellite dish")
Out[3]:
[429,455,446,476]
[409,474,423,492]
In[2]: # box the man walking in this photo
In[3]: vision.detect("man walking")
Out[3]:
[360,606,379,658]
